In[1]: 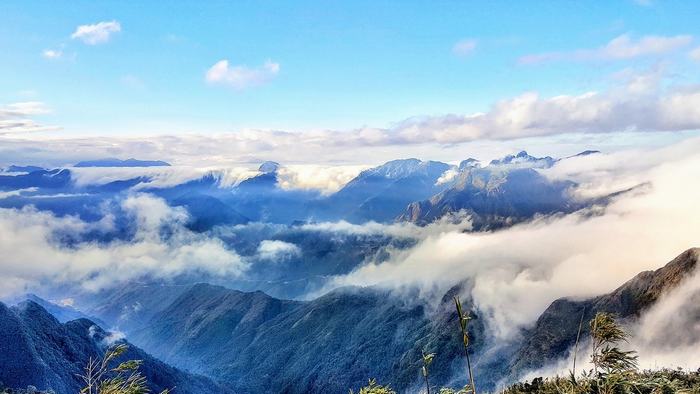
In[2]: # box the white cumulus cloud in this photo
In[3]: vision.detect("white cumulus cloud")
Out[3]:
[71,21,121,45]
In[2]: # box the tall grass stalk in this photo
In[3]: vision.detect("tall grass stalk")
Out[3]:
[421,350,435,394]
[453,296,476,394]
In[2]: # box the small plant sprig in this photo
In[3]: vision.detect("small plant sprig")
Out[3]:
[421,350,435,394]
[79,343,170,394]
[590,312,638,376]
[349,379,396,394]
[453,296,476,394]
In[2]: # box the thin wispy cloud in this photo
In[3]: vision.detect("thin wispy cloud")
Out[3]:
[120,74,146,90]
[689,46,700,62]
[205,59,280,90]
[519,34,693,65]
[42,49,63,60]
[0,102,58,135]
[71,21,121,45]
[452,38,478,57]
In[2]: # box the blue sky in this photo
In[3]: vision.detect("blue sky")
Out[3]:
[2,0,699,136]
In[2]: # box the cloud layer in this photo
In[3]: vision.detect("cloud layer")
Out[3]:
[4,67,700,164]
[0,102,57,134]
[0,194,248,298]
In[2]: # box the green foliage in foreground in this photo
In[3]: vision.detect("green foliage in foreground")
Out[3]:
[79,344,169,394]
[349,379,397,394]
[355,365,700,394]
[504,368,700,394]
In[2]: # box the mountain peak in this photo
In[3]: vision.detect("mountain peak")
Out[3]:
[489,151,556,168]
[459,158,480,170]
[569,150,601,158]
[258,161,281,173]
[368,158,449,179]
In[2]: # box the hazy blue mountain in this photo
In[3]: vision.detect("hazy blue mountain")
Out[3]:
[0,300,229,394]
[4,165,45,173]
[171,193,250,230]
[222,168,320,224]
[129,284,302,373]
[313,159,453,222]
[109,283,537,393]
[15,294,107,326]
[401,167,577,227]
[74,158,171,167]
[80,284,194,333]
[568,149,601,158]
[399,152,578,226]
[0,169,71,191]
[91,283,491,393]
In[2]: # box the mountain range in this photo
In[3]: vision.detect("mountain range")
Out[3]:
[4,150,687,393]
[13,248,688,393]
[0,151,594,229]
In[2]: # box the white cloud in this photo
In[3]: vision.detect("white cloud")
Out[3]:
[0,194,248,298]
[0,102,51,117]
[325,138,700,341]
[205,59,280,89]
[70,165,259,190]
[628,264,700,369]
[256,240,301,261]
[68,162,365,194]
[519,34,693,64]
[276,165,369,194]
[0,102,57,135]
[300,215,472,240]
[42,49,63,59]
[4,68,700,164]
[452,39,478,57]
[0,188,38,199]
[689,46,700,62]
[71,21,121,45]
[435,167,459,185]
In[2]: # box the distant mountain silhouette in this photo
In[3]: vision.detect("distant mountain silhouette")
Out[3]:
[74,158,171,167]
